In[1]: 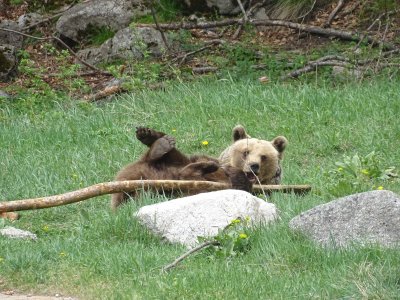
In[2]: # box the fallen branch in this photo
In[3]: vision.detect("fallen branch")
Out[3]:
[324,0,345,28]
[163,240,220,272]
[136,18,397,50]
[0,180,311,213]
[282,55,351,79]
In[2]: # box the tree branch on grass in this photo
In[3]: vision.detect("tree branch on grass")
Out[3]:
[172,39,223,65]
[162,240,220,272]
[136,18,397,51]
[0,180,311,213]
[0,27,112,76]
[282,52,400,80]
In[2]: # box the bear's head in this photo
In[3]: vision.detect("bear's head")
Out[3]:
[219,125,288,185]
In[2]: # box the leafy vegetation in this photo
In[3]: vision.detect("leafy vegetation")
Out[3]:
[1,79,400,299]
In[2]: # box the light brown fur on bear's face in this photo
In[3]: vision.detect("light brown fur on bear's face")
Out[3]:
[219,125,288,185]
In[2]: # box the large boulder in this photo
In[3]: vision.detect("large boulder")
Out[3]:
[77,27,168,65]
[136,189,278,248]
[56,0,149,42]
[0,45,18,82]
[289,190,400,248]
[0,20,24,49]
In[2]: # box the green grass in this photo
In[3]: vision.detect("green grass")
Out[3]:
[1,79,400,299]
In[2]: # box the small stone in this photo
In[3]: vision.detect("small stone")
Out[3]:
[0,226,37,240]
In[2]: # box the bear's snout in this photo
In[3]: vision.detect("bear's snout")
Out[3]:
[249,163,260,173]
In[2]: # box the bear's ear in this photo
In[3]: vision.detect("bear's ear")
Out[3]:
[272,136,288,155]
[232,125,251,141]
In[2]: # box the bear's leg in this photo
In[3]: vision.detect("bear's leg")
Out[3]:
[136,127,166,147]
[146,135,177,161]
[222,165,252,192]
[179,161,220,179]
[111,191,137,210]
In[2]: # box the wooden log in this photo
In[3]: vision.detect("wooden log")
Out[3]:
[0,180,311,213]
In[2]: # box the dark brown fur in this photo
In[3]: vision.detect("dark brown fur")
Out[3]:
[111,127,251,209]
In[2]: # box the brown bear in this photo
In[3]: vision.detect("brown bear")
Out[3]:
[111,127,251,209]
[219,125,288,185]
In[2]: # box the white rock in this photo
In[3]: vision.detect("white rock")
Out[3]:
[136,190,278,247]
[0,226,37,240]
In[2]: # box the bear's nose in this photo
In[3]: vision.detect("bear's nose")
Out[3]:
[250,163,259,173]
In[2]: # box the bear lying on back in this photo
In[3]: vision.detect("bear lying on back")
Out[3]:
[219,125,288,185]
[111,127,251,209]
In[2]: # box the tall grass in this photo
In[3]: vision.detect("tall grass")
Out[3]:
[0,79,399,299]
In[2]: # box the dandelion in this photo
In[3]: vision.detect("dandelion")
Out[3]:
[377,186,384,190]
[201,140,209,146]
[59,252,67,257]
[361,169,370,175]
[337,167,343,172]
[239,233,248,239]
[42,225,49,232]
[231,219,241,225]
[172,129,176,132]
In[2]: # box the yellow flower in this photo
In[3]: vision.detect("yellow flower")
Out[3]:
[377,186,384,190]
[239,233,248,239]
[231,219,241,224]
[361,169,370,175]
[201,140,209,146]
[172,129,176,132]
[42,225,49,232]
[337,167,343,172]
[59,252,67,257]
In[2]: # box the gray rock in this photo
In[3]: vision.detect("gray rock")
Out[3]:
[17,13,43,28]
[76,27,168,65]
[56,0,149,41]
[332,66,362,80]
[0,90,11,99]
[136,189,278,248]
[289,190,400,248]
[0,226,37,240]
[0,20,24,49]
[0,45,18,82]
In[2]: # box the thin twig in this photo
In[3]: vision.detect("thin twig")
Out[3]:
[324,0,345,27]
[172,40,222,65]
[163,241,220,272]
[0,27,112,76]
[297,0,317,20]
[149,0,170,52]
[22,3,74,31]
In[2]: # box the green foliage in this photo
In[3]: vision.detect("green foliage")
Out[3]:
[201,218,251,259]
[1,80,400,299]
[361,0,399,15]
[85,25,115,46]
[133,0,183,23]
[327,151,398,197]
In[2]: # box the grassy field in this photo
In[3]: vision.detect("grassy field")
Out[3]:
[1,79,400,299]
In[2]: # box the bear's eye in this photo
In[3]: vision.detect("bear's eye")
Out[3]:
[261,155,267,161]
[243,151,249,158]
